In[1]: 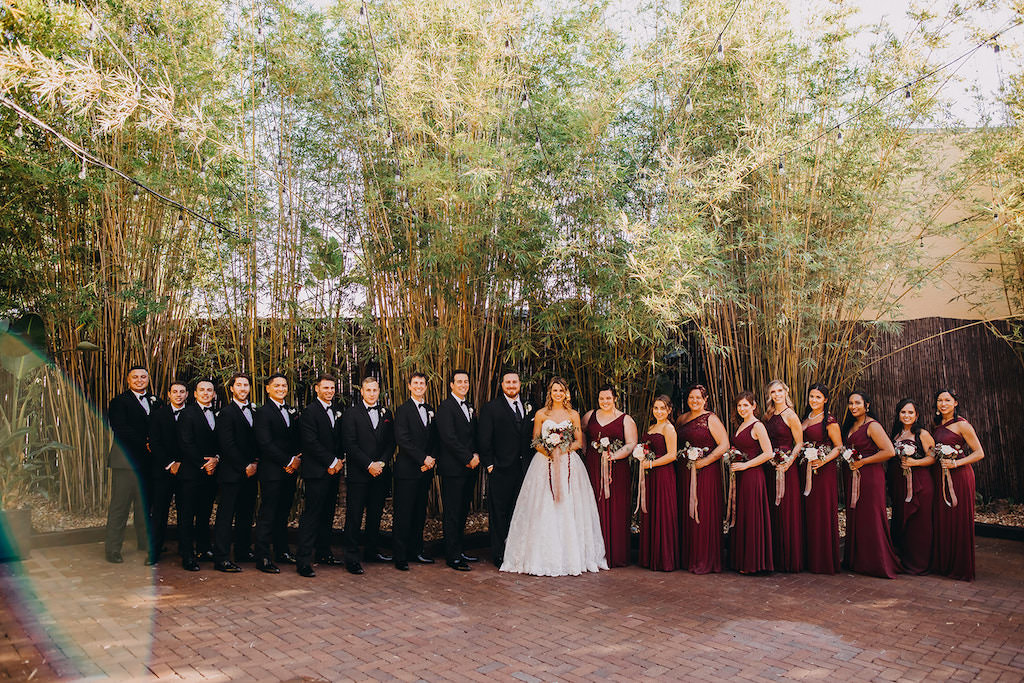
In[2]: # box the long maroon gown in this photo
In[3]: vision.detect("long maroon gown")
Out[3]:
[765,413,803,572]
[676,413,724,574]
[802,416,840,575]
[889,437,934,575]
[843,420,901,578]
[584,413,632,567]
[638,432,679,571]
[728,423,773,574]
[932,417,976,581]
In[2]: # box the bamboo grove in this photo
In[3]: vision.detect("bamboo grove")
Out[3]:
[0,0,1019,511]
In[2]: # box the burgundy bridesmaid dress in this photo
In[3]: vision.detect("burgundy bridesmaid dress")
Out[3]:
[765,413,803,572]
[638,432,679,571]
[676,413,724,574]
[802,416,840,574]
[890,437,934,575]
[728,423,773,574]
[843,421,901,578]
[932,418,976,581]
[584,414,632,567]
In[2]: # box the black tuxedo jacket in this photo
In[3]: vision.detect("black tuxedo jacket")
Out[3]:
[479,395,533,471]
[342,402,396,483]
[216,402,257,484]
[254,401,300,482]
[149,404,184,475]
[436,395,477,477]
[300,400,343,480]
[394,399,437,480]
[177,403,219,481]
[107,390,160,470]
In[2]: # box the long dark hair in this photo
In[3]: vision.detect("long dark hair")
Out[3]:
[802,382,833,422]
[932,388,963,427]
[841,390,879,436]
[890,398,925,455]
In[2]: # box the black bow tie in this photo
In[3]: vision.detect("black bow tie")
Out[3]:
[367,405,379,412]
[202,406,213,413]
[173,409,182,416]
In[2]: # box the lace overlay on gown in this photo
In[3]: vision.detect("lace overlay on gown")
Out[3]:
[500,419,609,576]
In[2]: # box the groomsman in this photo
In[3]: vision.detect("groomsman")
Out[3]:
[253,372,301,574]
[297,374,344,578]
[479,371,533,567]
[146,380,188,566]
[104,365,159,563]
[213,373,258,572]
[392,372,437,571]
[177,379,220,570]
[341,377,395,574]
[436,369,480,571]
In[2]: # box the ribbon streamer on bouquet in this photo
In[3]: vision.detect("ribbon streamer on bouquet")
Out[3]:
[803,460,814,496]
[848,469,861,509]
[903,464,914,503]
[601,449,612,499]
[942,464,959,508]
[725,470,737,529]
[774,464,786,506]
[688,464,700,523]
[634,462,648,514]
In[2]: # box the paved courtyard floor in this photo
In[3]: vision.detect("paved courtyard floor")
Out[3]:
[1,537,1022,681]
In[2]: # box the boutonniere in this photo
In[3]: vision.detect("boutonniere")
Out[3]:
[286,406,298,416]
[524,403,533,414]
[380,408,389,419]
[468,406,475,418]
[426,410,435,423]
[334,409,344,420]
[213,409,221,418]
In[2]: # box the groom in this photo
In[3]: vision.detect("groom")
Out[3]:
[479,371,533,567]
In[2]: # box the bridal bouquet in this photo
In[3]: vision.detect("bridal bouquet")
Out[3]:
[935,443,966,508]
[591,437,624,500]
[680,443,708,523]
[532,425,574,456]
[800,444,827,496]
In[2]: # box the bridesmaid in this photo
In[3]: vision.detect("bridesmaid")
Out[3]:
[888,398,936,575]
[637,395,679,571]
[842,391,901,578]
[764,380,804,572]
[727,391,774,574]
[800,383,841,574]
[675,384,728,574]
[582,385,639,568]
[931,389,985,581]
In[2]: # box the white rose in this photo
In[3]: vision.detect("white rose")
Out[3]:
[631,444,646,461]
[600,437,611,448]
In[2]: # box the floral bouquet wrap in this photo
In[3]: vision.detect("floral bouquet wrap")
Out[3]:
[839,447,862,508]
[590,436,624,499]
[935,443,966,508]
[531,423,575,502]
[800,444,827,497]
[679,443,708,522]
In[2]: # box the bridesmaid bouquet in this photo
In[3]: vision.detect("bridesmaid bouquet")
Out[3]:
[590,437,624,499]
[800,445,827,496]
[631,442,656,463]
[723,448,752,530]
[840,447,862,508]
[769,449,790,505]
[631,443,657,515]
[722,447,751,467]
[680,443,708,523]
[897,441,925,503]
[935,443,965,508]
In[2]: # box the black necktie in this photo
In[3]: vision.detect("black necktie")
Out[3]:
[513,401,522,420]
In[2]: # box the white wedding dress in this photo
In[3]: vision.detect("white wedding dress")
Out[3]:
[500,419,609,576]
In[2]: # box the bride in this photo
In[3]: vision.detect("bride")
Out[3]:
[500,378,609,576]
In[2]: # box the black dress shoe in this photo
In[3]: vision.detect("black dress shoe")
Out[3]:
[493,557,503,568]
[414,554,435,564]
[275,552,297,565]
[258,559,280,574]
[460,553,479,563]
[237,551,257,563]
[368,552,393,563]
[196,550,215,562]
[215,561,242,573]
[447,560,471,571]
[182,559,201,571]
[297,564,316,578]
[106,551,124,564]
[346,563,365,575]
[316,554,344,566]
[144,555,159,566]
[395,561,410,571]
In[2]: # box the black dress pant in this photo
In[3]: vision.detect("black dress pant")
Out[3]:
[343,475,390,564]
[213,478,251,563]
[393,474,431,563]
[255,476,296,561]
[441,474,476,563]
[178,474,217,559]
[297,476,338,565]
[148,469,178,558]
[104,467,147,554]
[234,476,257,555]
[487,465,523,564]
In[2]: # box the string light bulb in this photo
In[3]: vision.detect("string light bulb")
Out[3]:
[132,188,140,202]
[394,172,402,183]
[684,94,693,114]
[776,159,785,174]
[384,132,393,147]
[14,123,23,138]
[176,213,184,229]
[992,36,1000,54]
[78,158,87,180]
[520,93,529,110]
[836,126,844,145]
[358,4,367,23]
[534,138,542,152]
[716,42,724,61]
[904,87,912,103]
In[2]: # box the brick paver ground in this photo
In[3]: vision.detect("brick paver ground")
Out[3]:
[2,537,1022,681]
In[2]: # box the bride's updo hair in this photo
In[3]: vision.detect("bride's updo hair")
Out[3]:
[545,377,573,412]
